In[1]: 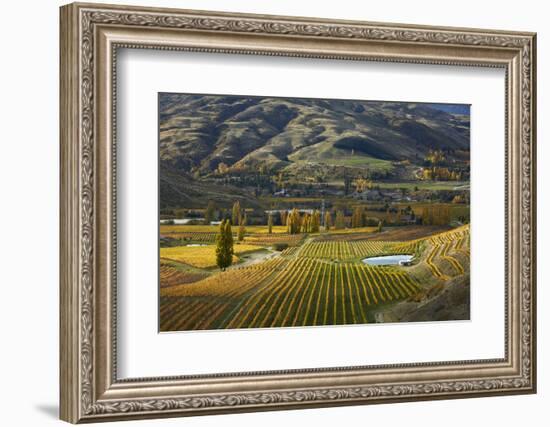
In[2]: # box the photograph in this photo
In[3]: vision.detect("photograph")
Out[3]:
[158,93,471,331]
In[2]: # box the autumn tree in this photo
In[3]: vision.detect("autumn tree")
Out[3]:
[287,208,302,234]
[424,149,447,181]
[217,162,229,175]
[421,207,432,225]
[335,210,346,230]
[351,206,364,228]
[301,213,311,233]
[354,178,371,193]
[311,210,320,233]
[231,201,241,226]
[422,168,432,180]
[286,213,292,234]
[423,166,462,181]
[204,200,215,225]
[422,205,451,225]
[324,211,332,231]
[426,149,446,167]
[280,210,288,227]
[215,220,234,271]
[238,214,247,241]
[452,195,465,204]
[267,213,273,234]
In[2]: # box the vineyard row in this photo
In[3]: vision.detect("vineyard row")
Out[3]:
[161,258,421,331]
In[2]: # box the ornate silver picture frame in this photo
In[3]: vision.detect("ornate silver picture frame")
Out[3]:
[60,2,536,423]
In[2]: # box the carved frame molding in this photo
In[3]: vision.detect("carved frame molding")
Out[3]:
[60,2,536,423]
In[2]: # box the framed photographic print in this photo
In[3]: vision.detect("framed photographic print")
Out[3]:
[158,93,472,332]
[60,2,537,423]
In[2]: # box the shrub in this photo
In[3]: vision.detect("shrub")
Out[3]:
[273,243,289,251]
[185,219,204,225]
[364,217,379,226]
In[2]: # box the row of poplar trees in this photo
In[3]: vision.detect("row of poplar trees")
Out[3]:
[279,208,361,233]
[285,208,321,234]
[230,201,247,242]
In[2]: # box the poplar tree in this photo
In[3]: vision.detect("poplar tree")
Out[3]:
[225,220,234,263]
[287,208,301,234]
[311,210,320,233]
[204,200,215,225]
[324,211,332,231]
[238,214,247,241]
[267,213,273,234]
[231,200,241,226]
[301,214,310,233]
[280,210,287,227]
[215,220,234,270]
[335,210,346,230]
[352,206,364,228]
[286,213,292,234]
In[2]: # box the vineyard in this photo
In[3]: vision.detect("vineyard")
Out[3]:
[422,225,470,280]
[160,263,209,287]
[160,244,262,268]
[160,224,288,234]
[298,240,422,261]
[244,233,305,247]
[160,231,305,246]
[161,232,217,243]
[160,232,305,246]
[159,224,470,331]
[161,258,421,331]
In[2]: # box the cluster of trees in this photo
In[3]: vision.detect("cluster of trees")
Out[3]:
[285,209,321,234]
[425,149,446,166]
[342,170,393,195]
[215,220,234,270]
[353,177,374,193]
[351,207,365,228]
[213,160,397,194]
[204,199,454,234]
[216,162,230,175]
[217,161,270,177]
[381,205,418,225]
[421,205,452,226]
[302,211,321,233]
[276,207,383,231]
[230,201,248,241]
[213,163,274,196]
[452,194,467,204]
[420,166,465,181]
[421,149,468,182]
[335,211,346,230]
[286,209,301,234]
[330,207,384,229]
